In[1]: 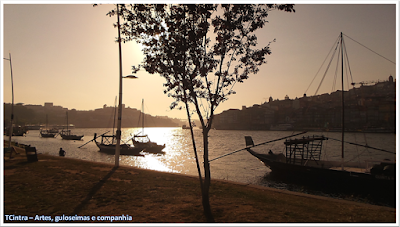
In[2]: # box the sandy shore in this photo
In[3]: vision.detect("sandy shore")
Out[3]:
[3,145,396,223]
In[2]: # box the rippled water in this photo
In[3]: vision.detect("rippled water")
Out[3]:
[8,127,396,188]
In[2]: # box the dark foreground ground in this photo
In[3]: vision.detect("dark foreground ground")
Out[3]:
[3,145,397,223]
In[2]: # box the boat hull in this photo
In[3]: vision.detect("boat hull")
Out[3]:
[60,134,84,140]
[246,148,395,205]
[40,133,57,138]
[132,135,166,154]
[95,142,143,156]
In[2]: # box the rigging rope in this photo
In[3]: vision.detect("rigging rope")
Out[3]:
[342,38,354,90]
[304,35,341,95]
[325,136,395,154]
[343,33,396,64]
[314,37,341,96]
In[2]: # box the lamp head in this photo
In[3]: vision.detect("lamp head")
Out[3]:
[123,75,138,79]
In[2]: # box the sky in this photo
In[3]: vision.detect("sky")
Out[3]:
[2,1,397,120]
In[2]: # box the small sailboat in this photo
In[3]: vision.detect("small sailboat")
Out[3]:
[92,98,143,156]
[40,114,57,138]
[59,111,83,140]
[94,133,143,156]
[132,99,166,154]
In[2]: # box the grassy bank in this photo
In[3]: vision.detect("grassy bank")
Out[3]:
[3,145,396,223]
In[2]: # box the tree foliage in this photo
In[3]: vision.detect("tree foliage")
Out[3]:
[107,4,294,221]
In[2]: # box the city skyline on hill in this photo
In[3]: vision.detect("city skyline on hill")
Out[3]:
[3,3,397,120]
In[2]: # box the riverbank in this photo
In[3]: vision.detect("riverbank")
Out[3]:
[3,145,396,223]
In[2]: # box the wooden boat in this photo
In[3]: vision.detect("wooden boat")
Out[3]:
[40,114,57,138]
[59,112,83,140]
[132,134,165,154]
[244,33,395,202]
[131,99,165,154]
[5,125,27,136]
[40,130,57,138]
[245,135,395,181]
[59,129,84,140]
[89,99,143,156]
[94,133,143,156]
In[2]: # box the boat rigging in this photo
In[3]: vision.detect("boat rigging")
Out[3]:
[225,32,395,204]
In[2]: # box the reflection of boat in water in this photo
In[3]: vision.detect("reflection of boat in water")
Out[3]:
[59,112,83,140]
[94,133,143,156]
[132,99,165,154]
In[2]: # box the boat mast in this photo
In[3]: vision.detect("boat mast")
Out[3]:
[66,111,69,132]
[341,32,344,171]
[141,99,144,134]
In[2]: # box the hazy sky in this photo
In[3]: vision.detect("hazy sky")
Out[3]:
[2,2,397,120]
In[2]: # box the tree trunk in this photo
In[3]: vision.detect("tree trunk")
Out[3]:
[202,129,214,222]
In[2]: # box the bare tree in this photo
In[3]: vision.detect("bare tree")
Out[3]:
[108,4,295,221]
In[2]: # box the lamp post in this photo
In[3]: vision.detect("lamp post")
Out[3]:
[3,53,14,158]
[115,4,138,167]
[115,74,137,167]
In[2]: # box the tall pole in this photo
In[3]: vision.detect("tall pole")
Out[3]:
[4,53,14,158]
[340,32,344,171]
[115,4,123,167]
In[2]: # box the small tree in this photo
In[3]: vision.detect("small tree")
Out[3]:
[108,4,295,221]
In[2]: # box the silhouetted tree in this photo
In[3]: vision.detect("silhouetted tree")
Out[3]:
[108,4,295,221]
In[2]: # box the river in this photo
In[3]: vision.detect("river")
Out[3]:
[7,127,396,205]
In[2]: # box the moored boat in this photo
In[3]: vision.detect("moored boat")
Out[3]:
[40,114,57,138]
[132,134,165,154]
[59,129,84,140]
[40,130,57,138]
[131,99,166,154]
[244,135,395,203]
[94,133,143,156]
[243,33,395,204]
[59,112,83,140]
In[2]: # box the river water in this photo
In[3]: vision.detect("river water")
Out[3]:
[7,127,397,205]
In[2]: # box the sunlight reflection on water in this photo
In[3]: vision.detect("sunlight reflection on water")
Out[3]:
[7,127,396,187]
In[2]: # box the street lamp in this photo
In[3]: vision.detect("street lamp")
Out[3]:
[3,53,14,158]
[115,74,138,167]
[115,4,138,167]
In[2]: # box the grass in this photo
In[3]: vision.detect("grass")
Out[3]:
[3,145,396,223]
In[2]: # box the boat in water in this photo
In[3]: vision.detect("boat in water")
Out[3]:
[131,99,166,154]
[40,115,57,138]
[90,98,144,156]
[93,133,143,156]
[40,130,57,138]
[59,112,83,140]
[59,129,84,140]
[244,33,396,204]
[4,125,28,136]
[132,134,165,154]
